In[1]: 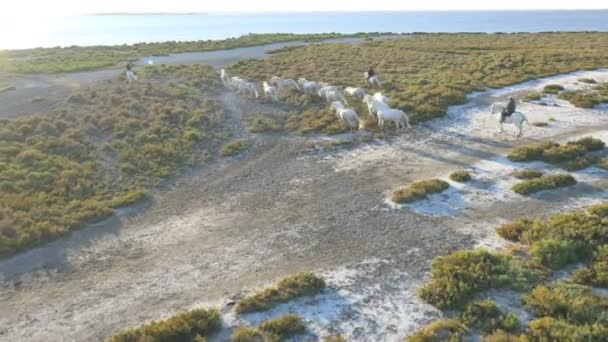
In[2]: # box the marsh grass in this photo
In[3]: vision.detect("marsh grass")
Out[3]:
[236,272,325,314]
[449,170,471,182]
[511,174,576,195]
[258,314,306,338]
[406,319,467,342]
[0,64,230,256]
[107,308,221,342]
[229,33,608,129]
[0,33,389,74]
[391,179,450,204]
[558,82,608,108]
[524,92,542,102]
[543,84,565,94]
[507,137,604,170]
[511,169,543,180]
[220,139,250,157]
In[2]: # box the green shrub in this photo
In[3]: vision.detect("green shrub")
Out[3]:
[236,272,326,314]
[530,239,580,269]
[511,174,576,195]
[597,157,608,170]
[248,116,281,133]
[459,300,503,333]
[418,249,541,308]
[449,170,472,182]
[107,308,221,342]
[578,78,597,84]
[507,141,556,162]
[258,314,306,338]
[220,139,250,157]
[542,144,587,164]
[522,317,608,341]
[567,137,605,152]
[524,92,542,102]
[406,319,467,342]
[543,84,565,94]
[391,179,450,204]
[564,156,595,171]
[498,313,521,334]
[511,169,543,180]
[230,326,264,342]
[572,244,608,287]
[497,218,535,242]
[588,202,608,218]
[522,282,608,325]
[558,91,602,108]
[482,329,519,342]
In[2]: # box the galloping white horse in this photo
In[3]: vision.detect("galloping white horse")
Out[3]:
[270,76,301,92]
[330,101,360,132]
[491,103,529,137]
[263,81,278,102]
[364,72,381,88]
[318,85,348,105]
[297,78,319,94]
[220,69,230,85]
[363,94,410,132]
[230,77,259,98]
[125,70,138,82]
[344,87,366,99]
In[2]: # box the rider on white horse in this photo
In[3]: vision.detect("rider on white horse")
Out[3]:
[366,66,376,82]
[501,96,517,123]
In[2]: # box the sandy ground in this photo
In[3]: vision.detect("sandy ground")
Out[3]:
[0,46,608,341]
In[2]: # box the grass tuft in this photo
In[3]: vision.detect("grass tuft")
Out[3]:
[391,179,450,204]
[449,170,472,182]
[220,139,250,157]
[236,272,326,314]
[511,169,543,180]
[511,174,576,195]
[543,84,565,94]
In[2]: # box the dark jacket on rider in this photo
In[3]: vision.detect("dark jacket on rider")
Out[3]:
[505,98,516,115]
[367,67,375,79]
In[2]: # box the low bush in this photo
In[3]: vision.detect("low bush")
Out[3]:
[449,170,472,182]
[522,282,608,325]
[459,300,503,333]
[418,249,541,308]
[522,317,608,341]
[558,91,602,108]
[236,272,326,313]
[107,308,221,342]
[406,319,467,342]
[220,139,250,157]
[497,218,535,242]
[391,179,450,204]
[567,137,605,152]
[564,156,595,171]
[529,238,580,269]
[511,169,543,180]
[588,202,608,218]
[258,314,306,338]
[248,115,281,133]
[578,78,597,84]
[482,329,519,342]
[543,84,565,94]
[507,141,556,162]
[507,137,603,166]
[572,244,608,287]
[511,174,576,195]
[230,326,264,342]
[597,157,608,170]
[524,92,542,102]
[542,144,587,164]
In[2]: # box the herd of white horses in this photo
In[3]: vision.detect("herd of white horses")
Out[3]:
[125,67,529,136]
[220,69,411,132]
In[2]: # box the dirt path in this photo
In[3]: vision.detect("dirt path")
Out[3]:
[1,66,607,340]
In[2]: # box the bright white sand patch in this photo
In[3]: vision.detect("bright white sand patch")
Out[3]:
[222,258,440,341]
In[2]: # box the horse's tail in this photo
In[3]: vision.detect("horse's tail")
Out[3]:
[401,111,411,128]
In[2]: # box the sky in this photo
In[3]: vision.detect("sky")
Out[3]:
[1,0,607,18]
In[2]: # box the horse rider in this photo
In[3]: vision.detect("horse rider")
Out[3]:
[367,66,376,81]
[501,96,516,123]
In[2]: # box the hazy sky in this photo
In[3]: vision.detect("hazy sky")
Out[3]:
[3,0,607,17]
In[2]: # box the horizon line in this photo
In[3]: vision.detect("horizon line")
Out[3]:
[83,8,608,16]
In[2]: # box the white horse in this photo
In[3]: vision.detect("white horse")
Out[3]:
[491,103,529,137]
[363,94,382,119]
[230,77,259,98]
[330,101,360,132]
[270,76,301,92]
[220,69,230,85]
[297,78,319,94]
[344,87,366,99]
[364,72,381,88]
[263,81,278,102]
[125,70,138,82]
[319,86,347,105]
[376,107,411,132]
[373,92,389,105]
